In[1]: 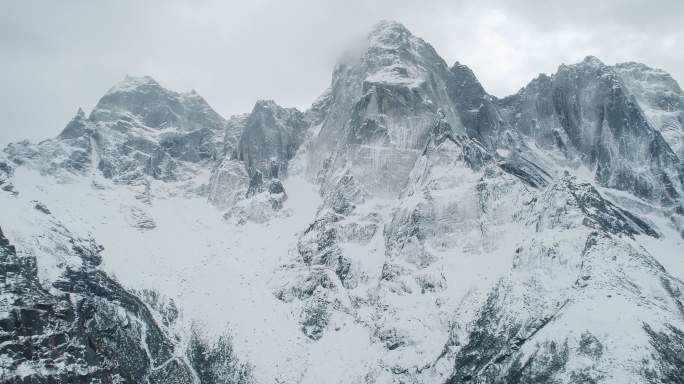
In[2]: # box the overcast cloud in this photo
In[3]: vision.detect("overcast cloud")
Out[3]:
[1,0,683,146]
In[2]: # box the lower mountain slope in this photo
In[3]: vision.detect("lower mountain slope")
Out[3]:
[0,165,253,383]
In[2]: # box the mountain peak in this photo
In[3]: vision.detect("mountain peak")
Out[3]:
[451,61,469,70]
[87,74,227,134]
[367,20,416,49]
[612,61,677,83]
[57,107,89,139]
[253,99,280,110]
[557,55,606,74]
[106,75,161,95]
[370,20,410,35]
[247,101,304,134]
[581,55,605,67]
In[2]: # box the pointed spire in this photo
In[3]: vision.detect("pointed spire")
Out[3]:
[581,55,605,67]
[58,107,90,139]
[107,75,160,95]
[369,20,411,35]
[367,20,415,49]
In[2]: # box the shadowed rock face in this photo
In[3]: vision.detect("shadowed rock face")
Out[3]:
[447,62,507,148]
[0,225,196,383]
[0,212,253,384]
[235,100,306,180]
[498,56,683,205]
[58,108,89,140]
[613,62,684,159]
[207,100,305,221]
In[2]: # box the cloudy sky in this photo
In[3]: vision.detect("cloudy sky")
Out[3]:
[1,0,683,146]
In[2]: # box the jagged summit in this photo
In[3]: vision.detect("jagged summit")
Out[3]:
[369,19,409,34]
[106,74,161,94]
[247,99,302,125]
[612,60,684,157]
[106,75,204,101]
[363,20,444,66]
[451,60,471,70]
[3,75,231,183]
[580,54,605,67]
[90,75,226,133]
[235,99,305,179]
[555,55,607,76]
[57,107,89,139]
[366,20,415,48]
[613,60,684,94]
[252,99,283,111]
[613,60,674,76]
[498,54,684,205]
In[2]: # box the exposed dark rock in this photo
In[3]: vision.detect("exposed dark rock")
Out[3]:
[300,296,333,341]
[268,178,285,194]
[235,100,306,180]
[578,331,604,358]
[58,108,89,140]
[32,201,51,215]
[642,324,684,383]
[559,175,659,238]
[297,215,353,288]
[187,325,255,384]
[0,222,251,383]
[499,56,684,205]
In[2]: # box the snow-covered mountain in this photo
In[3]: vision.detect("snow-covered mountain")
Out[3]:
[1,21,683,384]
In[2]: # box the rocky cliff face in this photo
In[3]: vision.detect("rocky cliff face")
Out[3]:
[235,100,306,180]
[613,62,684,159]
[308,21,467,198]
[2,20,683,384]
[273,22,684,383]
[208,99,306,222]
[0,199,252,383]
[5,75,229,185]
[498,56,683,206]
